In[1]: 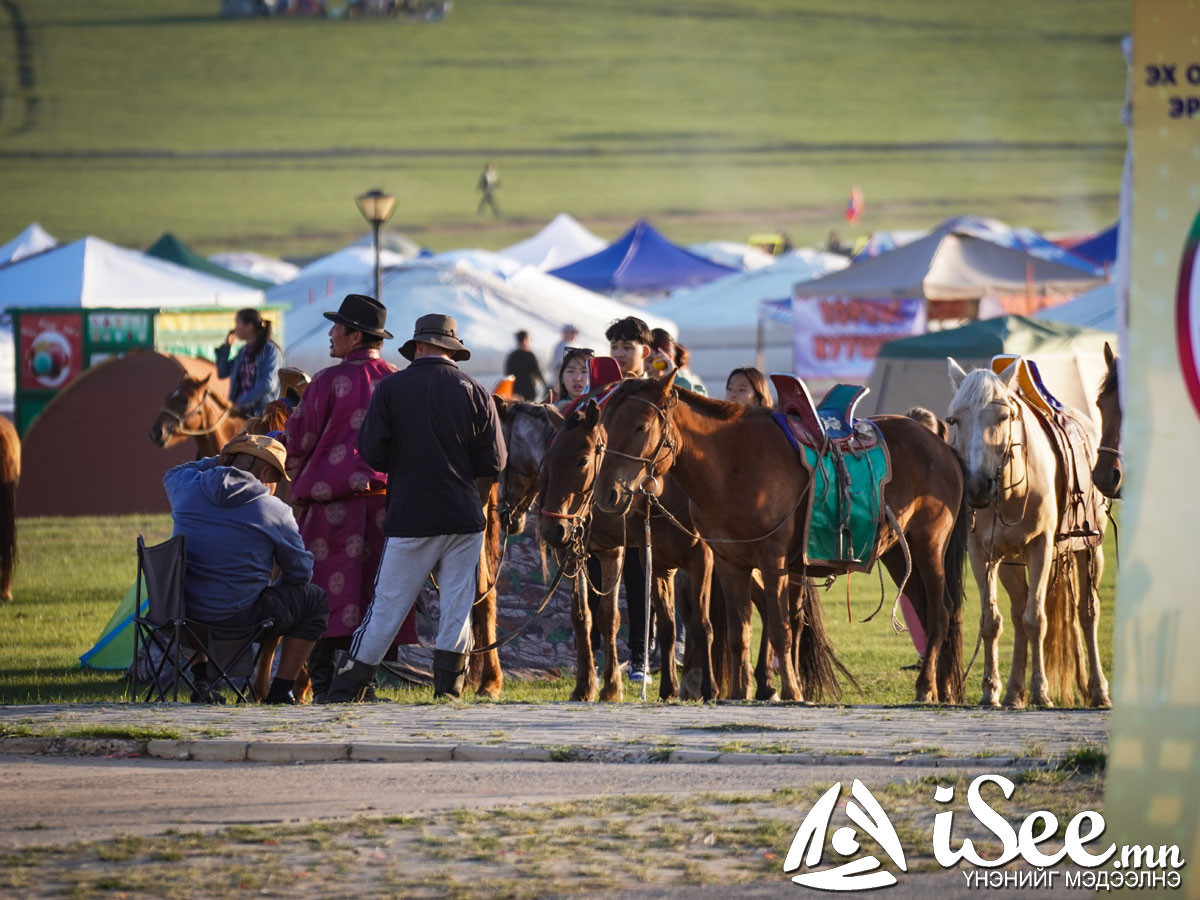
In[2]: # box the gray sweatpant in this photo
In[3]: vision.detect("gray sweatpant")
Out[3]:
[349,531,484,665]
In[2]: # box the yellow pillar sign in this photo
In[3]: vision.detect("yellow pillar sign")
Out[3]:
[1106,3,1200,894]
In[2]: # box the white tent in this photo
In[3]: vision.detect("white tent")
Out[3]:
[645,249,848,389]
[0,223,56,265]
[499,213,607,270]
[1034,281,1117,332]
[0,236,264,413]
[265,243,414,310]
[686,241,778,271]
[284,255,674,389]
[348,229,425,260]
[207,251,300,286]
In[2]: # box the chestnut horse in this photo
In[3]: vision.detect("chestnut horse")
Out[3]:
[0,416,19,602]
[1092,343,1122,499]
[596,374,969,704]
[149,373,248,458]
[948,360,1110,708]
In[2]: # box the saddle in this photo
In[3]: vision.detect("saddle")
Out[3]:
[991,355,1105,550]
[769,374,891,571]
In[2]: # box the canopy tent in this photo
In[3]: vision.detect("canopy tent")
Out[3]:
[146,233,273,289]
[862,315,1114,423]
[548,220,736,295]
[853,215,1103,275]
[207,250,300,286]
[348,229,426,260]
[0,223,56,265]
[20,352,222,516]
[265,242,414,311]
[1064,223,1119,269]
[284,254,675,388]
[794,229,1104,314]
[685,241,778,271]
[646,250,848,388]
[499,213,606,270]
[1034,281,1117,332]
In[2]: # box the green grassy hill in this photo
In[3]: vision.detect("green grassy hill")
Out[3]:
[0,0,1129,257]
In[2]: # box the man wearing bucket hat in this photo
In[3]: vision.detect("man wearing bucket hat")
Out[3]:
[284,294,417,702]
[324,313,507,701]
[164,434,329,704]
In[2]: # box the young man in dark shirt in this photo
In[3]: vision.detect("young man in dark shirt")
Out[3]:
[504,330,545,401]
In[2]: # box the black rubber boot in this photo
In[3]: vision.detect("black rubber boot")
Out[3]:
[306,639,337,703]
[432,650,469,700]
[320,651,378,704]
[264,680,298,705]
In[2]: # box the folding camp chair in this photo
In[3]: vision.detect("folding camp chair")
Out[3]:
[131,534,275,703]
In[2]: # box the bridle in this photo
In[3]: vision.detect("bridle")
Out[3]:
[157,389,234,437]
[594,392,679,514]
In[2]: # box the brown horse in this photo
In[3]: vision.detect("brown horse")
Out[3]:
[1092,342,1122,499]
[148,373,248,458]
[537,399,716,702]
[0,417,19,602]
[595,374,969,704]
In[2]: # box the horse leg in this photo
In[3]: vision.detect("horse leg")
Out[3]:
[569,568,599,702]
[653,570,679,701]
[746,574,778,701]
[1075,547,1111,708]
[1023,537,1056,707]
[969,543,1003,707]
[471,588,504,700]
[597,549,625,703]
[708,579,731,698]
[881,548,939,703]
[685,543,716,701]
[715,557,754,700]
[998,562,1030,708]
[252,636,279,700]
[761,554,802,701]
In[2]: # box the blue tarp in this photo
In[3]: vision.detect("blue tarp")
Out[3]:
[548,220,736,294]
[1069,223,1118,268]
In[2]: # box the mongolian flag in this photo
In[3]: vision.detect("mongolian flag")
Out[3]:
[844,186,864,224]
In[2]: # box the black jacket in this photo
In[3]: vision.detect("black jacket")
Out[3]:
[358,357,506,537]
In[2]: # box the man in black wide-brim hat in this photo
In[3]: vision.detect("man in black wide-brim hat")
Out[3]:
[284,294,418,702]
[324,313,507,702]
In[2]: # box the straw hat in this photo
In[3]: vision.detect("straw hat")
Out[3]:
[221,434,289,481]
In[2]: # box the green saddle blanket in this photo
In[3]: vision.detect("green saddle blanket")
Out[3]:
[799,426,891,571]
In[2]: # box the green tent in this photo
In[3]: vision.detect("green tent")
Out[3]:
[862,314,1115,421]
[146,233,273,290]
[79,579,146,670]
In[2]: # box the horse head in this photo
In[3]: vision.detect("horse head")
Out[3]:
[149,373,213,448]
[593,372,678,516]
[1092,342,1122,499]
[947,358,1022,509]
[496,398,562,536]
[537,398,604,549]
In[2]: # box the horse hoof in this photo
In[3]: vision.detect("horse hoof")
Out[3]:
[1031,694,1054,708]
[754,686,779,702]
[1090,694,1112,709]
[599,684,623,703]
[474,683,502,700]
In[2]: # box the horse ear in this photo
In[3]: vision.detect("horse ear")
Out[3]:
[947,357,968,389]
[198,373,212,387]
[544,404,565,431]
[1103,341,1116,368]
[585,398,600,426]
[492,394,512,419]
[998,359,1020,388]
[657,369,678,394]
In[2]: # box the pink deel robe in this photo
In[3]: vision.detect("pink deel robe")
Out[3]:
[284,348,417,644]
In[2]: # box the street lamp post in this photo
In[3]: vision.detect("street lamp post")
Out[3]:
[355,188,397,302]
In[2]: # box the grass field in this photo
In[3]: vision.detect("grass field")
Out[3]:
[0,0,1129,258]
[0,512,1115,706]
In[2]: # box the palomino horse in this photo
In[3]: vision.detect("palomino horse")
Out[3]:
[947,360,1111,708]
[149,373,248,458]
[0,416,18,602]
[536,399,717,702]
[595,374,969,704]
[1092,343,1122,499]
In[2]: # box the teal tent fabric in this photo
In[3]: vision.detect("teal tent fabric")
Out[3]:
[146,233,273,290]
[79,579,147,670]
[876,315,1111,360]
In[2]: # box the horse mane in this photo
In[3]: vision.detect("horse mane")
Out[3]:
[949,368,1008,412]
[1097,359,1118,400]
[244,399,289,435]
[605,377,751,422]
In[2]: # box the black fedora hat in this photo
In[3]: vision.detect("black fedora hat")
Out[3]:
[400,313,471,362]
[323,294,393,340]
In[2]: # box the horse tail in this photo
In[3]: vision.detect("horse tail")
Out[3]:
[0,421,19,601]
[939,457,971,703]
[1043,551,1087,705]
[794,579,858,702]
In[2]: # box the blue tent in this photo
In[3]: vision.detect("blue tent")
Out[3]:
[548,220,736,294]
[1069,223,1118,268]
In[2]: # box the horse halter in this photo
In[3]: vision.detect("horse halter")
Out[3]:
[1096,445,1122,460]
[158,388,233,437]
[597,392,679,500]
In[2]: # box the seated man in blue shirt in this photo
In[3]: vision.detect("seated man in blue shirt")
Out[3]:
[164,434,329,704]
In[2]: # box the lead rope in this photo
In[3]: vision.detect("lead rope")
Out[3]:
[642,498,653,703]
